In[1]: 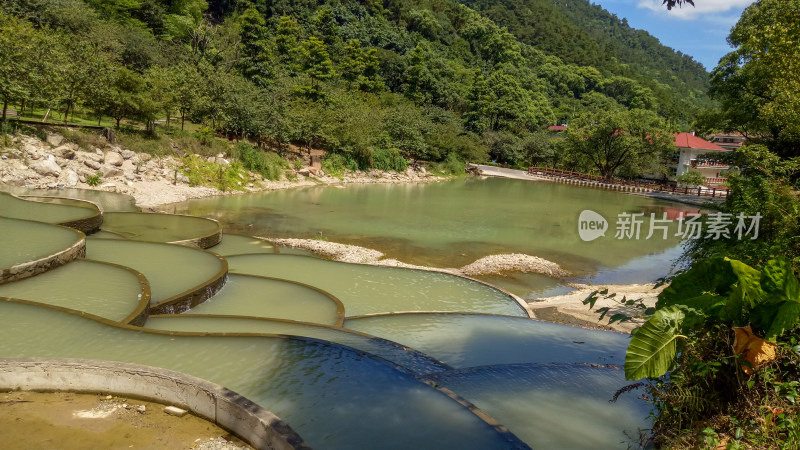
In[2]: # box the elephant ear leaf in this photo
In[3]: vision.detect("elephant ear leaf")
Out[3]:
[657,257,736,309]
[761,258,800,303]
[765,302,800,342]
[625,306,685,380]
[720,258,764,324]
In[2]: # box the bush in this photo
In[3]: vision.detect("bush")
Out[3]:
[232,143,288,181]
[676,171,707,187]
[371,147,408,172]
[437,152,465,175]
[181,155,250,191]
[61,128,108,150]
[322,153,359,178]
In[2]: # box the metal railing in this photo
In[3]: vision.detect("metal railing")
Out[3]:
[527,166,729,199]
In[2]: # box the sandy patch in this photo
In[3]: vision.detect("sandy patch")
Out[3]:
[528,283,666,333]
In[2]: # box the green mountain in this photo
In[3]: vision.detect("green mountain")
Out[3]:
[1,0,710,167]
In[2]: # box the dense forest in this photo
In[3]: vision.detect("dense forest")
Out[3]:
[0,0,709,171]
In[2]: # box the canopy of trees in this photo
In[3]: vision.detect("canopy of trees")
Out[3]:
[1,0,703,170]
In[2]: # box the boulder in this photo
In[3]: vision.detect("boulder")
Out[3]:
[54,145,76,160]
[121,149,135,160]
[30,155,61,177]
[101,166,123,178]
[46,133,65,147]
[84,160,101,170]
[63,169,79,187]
[105,151,124,167]
[297,168,311,176]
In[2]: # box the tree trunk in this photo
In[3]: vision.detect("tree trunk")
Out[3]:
[42,108,50,122]
[116,118,121,129]
[181,112,185,131]
[1,98,7,123]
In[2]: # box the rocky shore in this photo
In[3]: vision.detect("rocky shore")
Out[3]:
[266,237,569,278]
[0,132,445,209]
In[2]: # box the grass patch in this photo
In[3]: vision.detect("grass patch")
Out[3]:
[231,143,289,181]
[181,155,253,192]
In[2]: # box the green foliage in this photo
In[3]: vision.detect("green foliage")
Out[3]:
[675,170,706,187]
[710,0,800,156]
[86,172,102,186]
[370,147,407,172]
[563,108,673,179]
[231,143,287,181]
[181,154,249,191]
[322,152,359,178]
[625,306,685,381]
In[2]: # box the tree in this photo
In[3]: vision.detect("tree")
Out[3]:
[564,109,673,179]
[238,5,274,88]
[292,37,335,100]
[95,66,144,129]
[174,63,203,131]
[710,0,800,156]
[275,15,299,56]
[0,15,37,121]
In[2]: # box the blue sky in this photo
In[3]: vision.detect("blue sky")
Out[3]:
[592,0,755,70]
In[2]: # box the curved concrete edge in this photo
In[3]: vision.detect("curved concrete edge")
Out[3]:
[226,253,532,319]
[80,259,152,327]
[170,226,223,250]
[59,209,103,234]
[0,358,312,450]
[420,379,531,450]
[0,234,86,285]
[230,273,347,327]
[149,253,228,315]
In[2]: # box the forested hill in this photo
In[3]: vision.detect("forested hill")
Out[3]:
[1,0,709,168]
[460,0,710,111]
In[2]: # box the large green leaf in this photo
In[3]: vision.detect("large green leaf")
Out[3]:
[765,302,800,341]
[723,258,764,322]
[761,258,800,304]
[625,306,685,380]
[657,257,737,310]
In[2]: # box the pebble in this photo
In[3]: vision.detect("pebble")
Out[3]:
[164,405,187,417]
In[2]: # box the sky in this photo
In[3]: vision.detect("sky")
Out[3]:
[592,0,755,70]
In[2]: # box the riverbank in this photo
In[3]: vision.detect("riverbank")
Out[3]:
[0,133,448,209]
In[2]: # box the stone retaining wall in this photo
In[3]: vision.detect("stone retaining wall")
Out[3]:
[0,358,310,450]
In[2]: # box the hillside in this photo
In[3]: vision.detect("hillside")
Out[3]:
[1,0,710,169]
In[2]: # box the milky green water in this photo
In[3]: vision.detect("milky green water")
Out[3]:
[87,230,127,240]
[100,212,220,243]
[0,217,83,270]
[0,192,97,224]
[163,178,697,279]
[85,239,223,304]
[0,185,137,212]
[227,254,527,317]
[186,274,339,325]
[0,260,144,322]
[426,364,651,449]
[0,301,523,449]
[209,234,275,256]
[346,314,628,368]
[143,315,447,375]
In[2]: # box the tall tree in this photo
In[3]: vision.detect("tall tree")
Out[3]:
[710,0,800,156]
[564,109,673,179]
[238,5,273,88]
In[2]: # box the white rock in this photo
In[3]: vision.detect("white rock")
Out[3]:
[121,149,135,160]
[163,406,187,417]
[84,160,101,170]
[46,133,65,147]
[136,405,146,414]
[64,169,79,187]
[30,155,61,177]
[102,166,123,178]
[105,151,124,167]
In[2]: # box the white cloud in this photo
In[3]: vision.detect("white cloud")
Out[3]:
[637,0,754,20]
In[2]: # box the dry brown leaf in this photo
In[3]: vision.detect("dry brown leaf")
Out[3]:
[733,325,778,374]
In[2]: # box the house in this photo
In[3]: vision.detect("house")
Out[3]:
[707,132,746,151]
[672,132,731,185]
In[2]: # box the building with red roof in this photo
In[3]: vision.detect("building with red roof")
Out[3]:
[672,132,731,185]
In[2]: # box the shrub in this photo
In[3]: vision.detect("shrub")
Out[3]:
[86,172,102,186]
[181,155,249,191]
[322,153,359,178]
[438,152,465,175]
[371,147,407,172]
[231,143,288,181]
